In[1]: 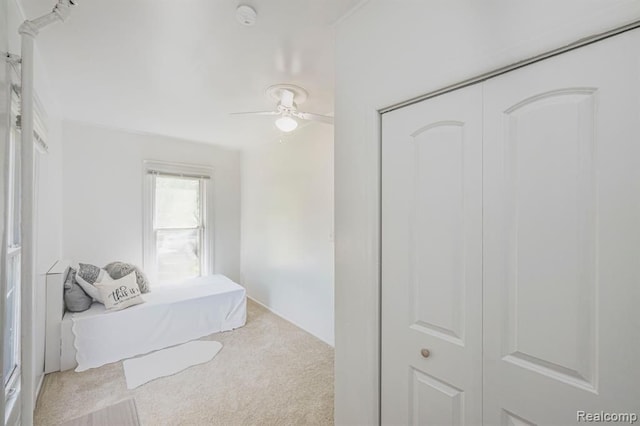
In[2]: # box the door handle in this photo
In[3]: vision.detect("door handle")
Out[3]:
[420,348,431,358]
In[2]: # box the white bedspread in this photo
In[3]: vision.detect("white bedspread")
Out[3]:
[70,275,246,372]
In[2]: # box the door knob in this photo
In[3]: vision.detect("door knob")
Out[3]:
[420,348,431,358]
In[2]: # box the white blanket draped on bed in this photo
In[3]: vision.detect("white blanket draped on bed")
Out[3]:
[70,275,246,372]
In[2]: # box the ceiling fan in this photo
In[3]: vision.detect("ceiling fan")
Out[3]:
[231,84,334,132]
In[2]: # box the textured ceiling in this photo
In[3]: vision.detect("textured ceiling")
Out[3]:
[21,0,362,147]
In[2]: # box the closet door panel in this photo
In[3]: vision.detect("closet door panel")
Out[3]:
[483,29,640,424]
[382,84,482,425]
[500,89,597,386]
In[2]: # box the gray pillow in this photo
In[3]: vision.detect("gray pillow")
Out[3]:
[104,262,151,293]
[63,268,92,312]
[77,263,104,285]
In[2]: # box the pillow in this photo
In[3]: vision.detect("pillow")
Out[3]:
[95,272,145,312]
[63,267,92,312]
[76,263,113,303]
[104,262,151,293]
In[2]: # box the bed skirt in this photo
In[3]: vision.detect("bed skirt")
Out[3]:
[65,275,246,372]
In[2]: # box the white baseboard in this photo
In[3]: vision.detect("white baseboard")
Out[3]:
[35,373,44,402]
[247,296,334,348]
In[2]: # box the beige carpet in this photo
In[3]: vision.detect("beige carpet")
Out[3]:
[62,398,140,426]
[35,300,334,426]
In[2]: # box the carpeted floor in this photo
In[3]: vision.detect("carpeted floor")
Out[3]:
[35,299,334,426]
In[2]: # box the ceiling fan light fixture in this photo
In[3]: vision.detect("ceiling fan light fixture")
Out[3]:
[275,116,298,132]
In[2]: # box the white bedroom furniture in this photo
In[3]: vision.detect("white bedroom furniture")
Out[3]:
[44,261,68,373]
[45,261,246,373]
[381,28,640,424]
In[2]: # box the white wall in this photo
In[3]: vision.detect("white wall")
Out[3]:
[7,0,65,407]
[61,121,241,282]
[334,1,640,424]
[1,0,10,423]
[34,116,63,394]
[241,124,334,345]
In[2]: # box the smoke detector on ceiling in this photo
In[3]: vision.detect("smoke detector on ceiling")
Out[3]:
[236,4,257,26]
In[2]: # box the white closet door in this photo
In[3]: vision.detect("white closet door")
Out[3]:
[483,29,640,425]
[381,84,483,425]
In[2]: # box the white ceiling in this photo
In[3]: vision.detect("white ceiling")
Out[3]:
[21,0,362,148]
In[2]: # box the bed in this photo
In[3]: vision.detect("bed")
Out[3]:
[45,260,246,372]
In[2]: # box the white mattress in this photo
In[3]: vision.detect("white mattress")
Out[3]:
[68,274,246,372]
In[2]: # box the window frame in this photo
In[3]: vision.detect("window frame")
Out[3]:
[142,160,214,284]
[2,67,48,424]
[3,94,21,402]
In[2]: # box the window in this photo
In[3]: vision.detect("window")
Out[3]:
[143,161,213,284]
[4,89,21,399]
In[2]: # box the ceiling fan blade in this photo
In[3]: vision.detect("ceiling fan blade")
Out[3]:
[229,111,280,116]
[294,111,334,125]
[281,89,295,108]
